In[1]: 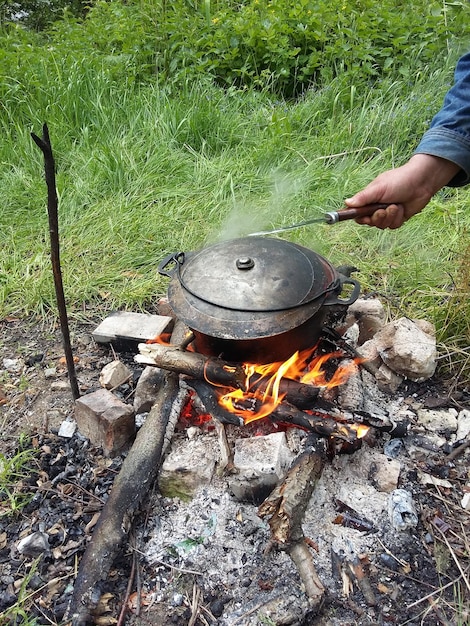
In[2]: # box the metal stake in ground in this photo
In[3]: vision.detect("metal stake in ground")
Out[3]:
[31,123,80,400]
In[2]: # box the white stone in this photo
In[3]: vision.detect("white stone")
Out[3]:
[344,297,386,344]
[158,435,219,500]
[388,489,418,531]
[373,317,437,381]
[17,531,49,556]
[228,432,295,502]
[3,358,23,373]
[51,380,70,391]
[99,360,133,390]
[416,408,458,433]
[375,363,404,394]
[456,409,470,441]
[93,311,173,345]
[233,432,294,477]
[44,367,57,379]
[342,322,360,348]
[461,491,470,511]
[58,420,77,438]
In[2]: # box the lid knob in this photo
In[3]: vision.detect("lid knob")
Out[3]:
[236,257,255,270]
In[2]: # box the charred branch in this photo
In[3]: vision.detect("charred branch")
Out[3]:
[65,324,188,626]
[137,343,320,407]
[250,372,320,409]
[31,124,80,400]
[270,402,361,443]
[184,379,243,426]
[258,436,327,606]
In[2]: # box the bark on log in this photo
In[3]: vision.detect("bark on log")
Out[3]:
[258,437,327,606]
[64,325,187,625]
[136,343,246,388]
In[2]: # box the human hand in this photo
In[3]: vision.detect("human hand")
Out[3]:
[345,154,460,229]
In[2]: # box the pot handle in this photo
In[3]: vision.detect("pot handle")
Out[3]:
[158,252,185,278]
[323,276,360,307]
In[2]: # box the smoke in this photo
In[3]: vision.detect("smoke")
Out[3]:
[211,171,306,243]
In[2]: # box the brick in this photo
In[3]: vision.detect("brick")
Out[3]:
[92,312,174,348]
[75,388,135,456]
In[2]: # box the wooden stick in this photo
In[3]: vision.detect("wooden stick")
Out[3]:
[64,323,187,625]
[31,124,80,400]
[258,437,327,605]
[136,342,246,389]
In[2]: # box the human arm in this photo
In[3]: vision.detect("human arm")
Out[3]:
[344,154,460,229]
[345,52,470,229]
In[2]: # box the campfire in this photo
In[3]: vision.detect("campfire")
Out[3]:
[123,309,413,608]
[65,238,454,625]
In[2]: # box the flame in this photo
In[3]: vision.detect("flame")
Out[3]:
[146,332,173,345]
[354,424,370,439]
[219,346,366,424]
[146,331,195,351]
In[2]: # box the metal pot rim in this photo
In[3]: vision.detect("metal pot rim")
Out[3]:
[161,236,339,313]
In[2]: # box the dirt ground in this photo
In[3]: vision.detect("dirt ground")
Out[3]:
[1,315,470,625]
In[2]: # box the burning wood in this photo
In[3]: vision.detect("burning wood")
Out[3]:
[137,342,321,408]
[136,342,247,389]
[136,339,410,445]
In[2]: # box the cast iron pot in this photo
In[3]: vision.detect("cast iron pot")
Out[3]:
[159,236,360,363]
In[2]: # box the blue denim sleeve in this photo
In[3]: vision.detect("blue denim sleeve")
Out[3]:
[414,52,470,186]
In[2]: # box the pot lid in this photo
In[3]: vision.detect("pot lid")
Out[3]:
[176,236,338,313]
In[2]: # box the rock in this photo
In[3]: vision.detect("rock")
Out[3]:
[44,367,57,379]
[416,408,458,434]
[92,311,174,348]
[375,363,404,393]
[373,317,437,381]
[342,323,360,348]
[158,435,219,501]
[133,366,166,414]
[157,296,175,318]
[2,358,23,373]
[456,409,470,441]
[228,432,295,503]
[99,359,133,390]
[357,338,382,367]
[369,456,401,493]
[461,491,470,511]
[74,389,135,456]
[388,489,418,531]
[58,420,77,438]
[17,531,49,557]
[51,380,71,391]
[344,297,386,344]
[383,438,405,459]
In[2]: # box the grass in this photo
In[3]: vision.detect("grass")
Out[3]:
[0,437,38,517]
[0,49,469,380]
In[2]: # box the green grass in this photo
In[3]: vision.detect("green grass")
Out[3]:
[0,41,469,380]
[0,437,38,517]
